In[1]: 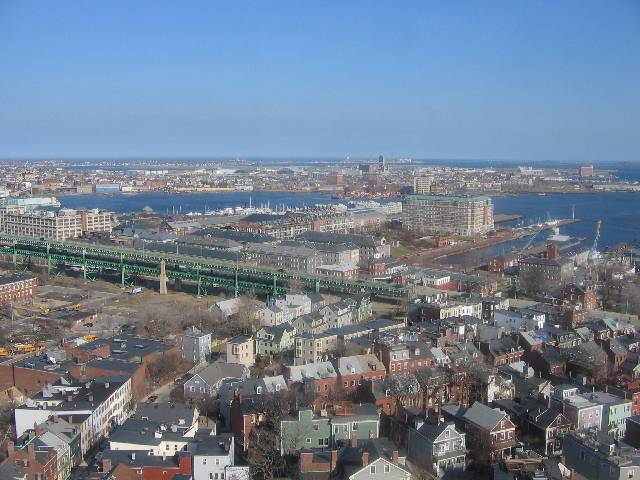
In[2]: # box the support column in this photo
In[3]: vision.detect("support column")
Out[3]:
[120,254,126,288]
[46,244,51,275]
[273,274,277,295]
[234,267,239,298]
[315,280,320,293]
[159,260,168,295]
[82,249,87,281]
[12,242,17,269]
[196,266,202,297]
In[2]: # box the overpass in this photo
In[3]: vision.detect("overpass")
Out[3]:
[0,235,408,299]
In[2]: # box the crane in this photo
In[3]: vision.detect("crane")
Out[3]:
[588,219,602,263]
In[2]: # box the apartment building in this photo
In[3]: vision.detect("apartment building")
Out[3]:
[14,376,133,456]
[0,273,37,304]
[413,175,433,194]
[402,194,494,236]
[2,208,113,240]
[245,243,321,273]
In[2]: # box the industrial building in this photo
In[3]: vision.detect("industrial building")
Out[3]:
[2,208,113,240]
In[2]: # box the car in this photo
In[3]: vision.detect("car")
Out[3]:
[146,395,158,403]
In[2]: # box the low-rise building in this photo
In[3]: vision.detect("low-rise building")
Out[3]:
[226,335,255,367]
[181,326,212,365]
[280,405,380,455]
[294,332,338,365]
[255,323,295,357]
[0,273,37,304]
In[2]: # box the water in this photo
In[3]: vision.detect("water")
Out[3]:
[59,191,342,215]
[58,190,640,265]
[441,192,640,266]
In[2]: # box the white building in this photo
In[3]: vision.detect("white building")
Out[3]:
[14,377,132,455]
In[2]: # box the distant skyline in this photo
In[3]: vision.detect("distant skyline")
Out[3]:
[1,1,639,162]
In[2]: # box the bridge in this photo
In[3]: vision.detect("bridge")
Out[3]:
[0,235,408,299]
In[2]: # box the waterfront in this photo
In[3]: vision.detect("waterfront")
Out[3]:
[59,190,640,264]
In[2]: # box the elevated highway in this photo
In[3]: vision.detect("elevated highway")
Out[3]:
[0,235,408,299]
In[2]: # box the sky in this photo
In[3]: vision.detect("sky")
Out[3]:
[1,1,639,162]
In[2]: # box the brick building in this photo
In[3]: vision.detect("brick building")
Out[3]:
[0,273,37,304]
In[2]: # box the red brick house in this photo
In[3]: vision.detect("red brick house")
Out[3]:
[488,253,519,273]
[334,354,386,394]
[563,283,597,310]
[373,340,434,376]
[101,452,192,480]
[6,438,58,480]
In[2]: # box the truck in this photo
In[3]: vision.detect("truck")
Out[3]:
[129,287,143,295]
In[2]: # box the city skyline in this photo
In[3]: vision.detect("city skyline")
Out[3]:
[1,1,639,162]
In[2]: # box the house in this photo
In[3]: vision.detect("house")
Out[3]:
[563,283,597,310]
[257,305,287,327]
[563,429,640,480]
[444,402,517,465]
[255,324,295,357]
[183,362,249,400]
[14,376,133,456]
[134,402,199,434]
[191,432,249,480]
[493,308,545,331]
[219,375,288,428]
[280,405,380,455]
[373,339,434,376]
[551,385,603,431]
[338,437,412,480]
[100,450,193,479]
[6,435,58,480]
[407,418,466,477]
[226,335,255,367]
[335,355,386,394]
[478,336,524,366]
[487,253,519,273]
[294,332,338,365]
[286,361,338,397]
[181,326,212,365]
[494,398,572,456]
[581,391,632,439]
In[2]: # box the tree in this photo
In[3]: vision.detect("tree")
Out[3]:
[236,292,262,334]
[147,352,186,386]
[246,392,295,480]
[520,269,548,298]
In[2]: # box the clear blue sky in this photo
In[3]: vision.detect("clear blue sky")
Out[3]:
[1,1,639,161]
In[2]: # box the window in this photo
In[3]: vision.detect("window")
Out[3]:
[314,424,319,431]
[306,438,312,444]
[384,464,390,473]
[370,465,376,474]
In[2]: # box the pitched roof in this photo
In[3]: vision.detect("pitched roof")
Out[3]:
[463,401,508,431]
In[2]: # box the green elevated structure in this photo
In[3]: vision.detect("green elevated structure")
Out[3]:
[0,235,408,300]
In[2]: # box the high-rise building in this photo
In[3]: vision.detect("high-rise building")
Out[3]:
[378,154,386,172]
[579,165,594,177]
[413,175,432,194]
[402,194,494,236]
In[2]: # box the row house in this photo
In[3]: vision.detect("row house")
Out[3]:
[373,339,435,376]
[495,398,572,456]
[335,354,386,394]
[443,402,517,466]
[279,405,380,455]
[14,376,133,456]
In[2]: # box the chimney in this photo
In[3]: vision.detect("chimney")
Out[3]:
[68,416,73,424]
[330,449,338,470]
[27,442,35,459]
[7,441,14,459]
[88,394,94,402]
[131,452,136,461]
[224,442,230,453]
[102,458,112,472]
[361,451,369,466]
[52,414,58,423]
[392,450,399,464]
[300,452,313,471]
[67,394,73,402]
[351,434,358,448]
